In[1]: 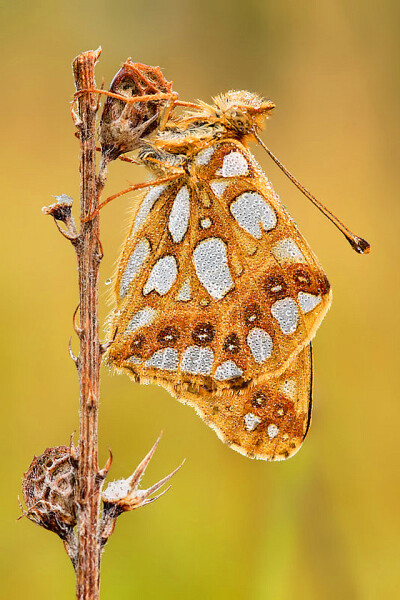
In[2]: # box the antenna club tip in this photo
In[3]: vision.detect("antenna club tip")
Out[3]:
[351,237,371,254]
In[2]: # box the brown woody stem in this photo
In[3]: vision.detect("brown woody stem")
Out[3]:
[72,48,103,600]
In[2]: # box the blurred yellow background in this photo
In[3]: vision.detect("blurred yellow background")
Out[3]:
[1,1,398,598]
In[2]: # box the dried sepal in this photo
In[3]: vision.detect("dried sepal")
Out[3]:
[100,434,183,546]
[99,61,174,163]
[97,448,113,481]
[21,444,79,540]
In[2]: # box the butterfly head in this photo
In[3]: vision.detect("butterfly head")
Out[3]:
[212,91,275,137]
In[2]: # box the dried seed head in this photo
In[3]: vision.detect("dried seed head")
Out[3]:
[99,435,184,546]
[99,61,174,162]
[101,433,182,513]
[101,477,144,512]
[21,445,79,539]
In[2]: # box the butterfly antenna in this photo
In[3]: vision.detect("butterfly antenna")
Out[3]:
[253,131,370,254]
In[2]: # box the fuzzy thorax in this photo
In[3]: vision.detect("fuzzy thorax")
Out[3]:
[190,90,275,137]
[153,90,275,154]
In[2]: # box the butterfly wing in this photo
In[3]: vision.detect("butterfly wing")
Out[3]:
[107,139,330,392]
[173,343,313,461]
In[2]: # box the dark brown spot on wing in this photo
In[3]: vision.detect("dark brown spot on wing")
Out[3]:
[192,322,215,345]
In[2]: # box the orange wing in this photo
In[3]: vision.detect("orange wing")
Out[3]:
[107,139,330,393]
[176,343,314,461]
[105,138,328,459]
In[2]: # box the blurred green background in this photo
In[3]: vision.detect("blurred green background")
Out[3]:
[1,1,398,598]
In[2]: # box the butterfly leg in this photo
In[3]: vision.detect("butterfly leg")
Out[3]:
[81,172,184,223]
[71,89,180,133]
[73,89,203,130]
[157,99,203,131]
[73,88,179,106]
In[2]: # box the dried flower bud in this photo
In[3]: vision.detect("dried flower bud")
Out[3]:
[42,195,79,241]
[99,61,174,162]
[42,195,73,221]
[21,445,78,540]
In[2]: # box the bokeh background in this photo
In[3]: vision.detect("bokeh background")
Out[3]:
[1,1,399,598]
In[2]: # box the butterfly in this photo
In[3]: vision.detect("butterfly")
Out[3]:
[103,89,368,461]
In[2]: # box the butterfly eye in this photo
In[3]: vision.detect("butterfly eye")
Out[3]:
[157,326,180,346]
[191,322,215,345]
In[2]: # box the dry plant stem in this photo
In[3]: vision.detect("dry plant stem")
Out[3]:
[72,48,103,600]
